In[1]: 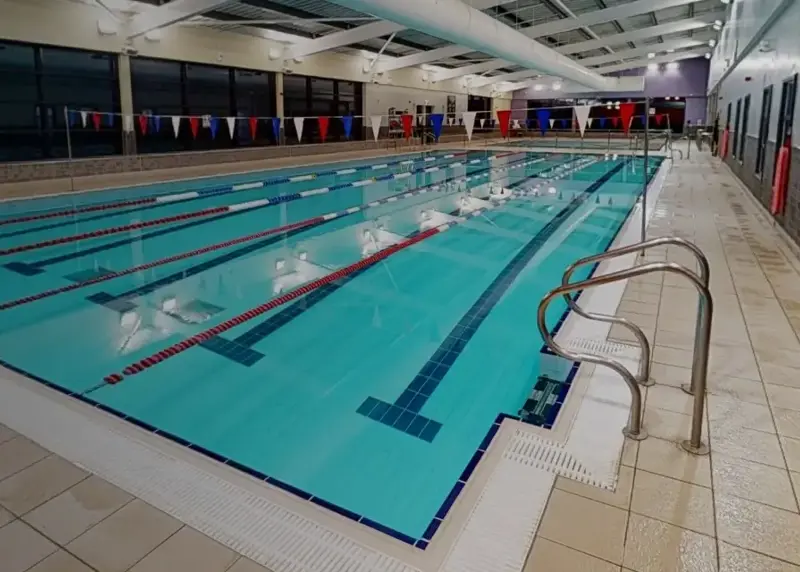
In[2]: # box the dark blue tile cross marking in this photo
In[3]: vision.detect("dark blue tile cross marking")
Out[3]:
[357,159,629,442]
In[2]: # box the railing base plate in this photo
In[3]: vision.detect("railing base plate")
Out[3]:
[680,382,694,396]
[638,377,656,387]
[623,426,648,441]
[680,439,710,456]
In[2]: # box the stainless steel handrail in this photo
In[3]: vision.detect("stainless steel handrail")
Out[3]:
[560,237,710,391]
[538,261,713,454]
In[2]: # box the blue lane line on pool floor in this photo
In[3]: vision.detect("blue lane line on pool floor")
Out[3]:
[1,155,503,277]
[196,163,559,366]
[356,159,629,442]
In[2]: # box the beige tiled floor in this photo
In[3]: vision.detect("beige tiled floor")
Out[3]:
[4,148,800,571]
[525,151,800,571]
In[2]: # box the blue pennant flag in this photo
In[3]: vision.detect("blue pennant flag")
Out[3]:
[105,112,114,127]
[341,115,353,139]
[152,115,161,133]
[560,118,568,129]
[598,117,607,129]
[430,113,444,141]
[68,110,78,127]
[209,117,219,139]
[271,117,281,141]
[536,109,551,135]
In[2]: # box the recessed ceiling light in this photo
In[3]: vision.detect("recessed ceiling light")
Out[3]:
[705,52,712,59]
[666,62,679,70]
[647,63,659,71]
[667,48,675,53]
[647,52,656,58]
[533,84,544,91]
[714,19,723,26]
[552,82,562,90]
[709,39,716,47]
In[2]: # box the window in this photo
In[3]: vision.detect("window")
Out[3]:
[725,101,732,129]
[774,74,798,182]
[0,41,121,162]
[130,57,277,153]
[732,99,742,158]
[739,95,750,163]
[756,86,773,176]
[281,74,364,143]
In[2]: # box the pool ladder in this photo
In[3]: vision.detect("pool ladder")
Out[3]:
[536,237,713,455]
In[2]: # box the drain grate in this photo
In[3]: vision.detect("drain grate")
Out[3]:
[503,429,616,490]
[564,337,641,360]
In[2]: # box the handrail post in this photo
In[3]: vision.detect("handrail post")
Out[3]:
[682,283,712,455]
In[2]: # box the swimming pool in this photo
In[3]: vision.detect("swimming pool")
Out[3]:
[0,149,661,547]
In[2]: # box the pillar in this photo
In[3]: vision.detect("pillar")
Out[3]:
[118,54,136,155]
[275,71,284,144]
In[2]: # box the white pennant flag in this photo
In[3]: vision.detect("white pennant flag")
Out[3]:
[123,115,133,133]
[587,118,594,128]
[479,118,486,128]
[293,117,305,142]
[171,116,181,138]
[446,117,452,126]
[370,115,382,142]
[549,119,555,128]
[574,105,592,137]
[512,119,520,129]
[226,117,236,138]
[462,111,477,141]
[80,111,88,128]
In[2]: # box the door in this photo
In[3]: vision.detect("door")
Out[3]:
[756,86,773,175]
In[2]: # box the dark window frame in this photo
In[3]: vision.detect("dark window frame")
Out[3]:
[755,85,773,176]
[739,95,750,163]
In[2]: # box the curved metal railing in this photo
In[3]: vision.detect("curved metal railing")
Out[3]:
[560,237,710,390]
[538,243,713,455]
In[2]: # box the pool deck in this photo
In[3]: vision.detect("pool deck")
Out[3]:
[3,142,800,571]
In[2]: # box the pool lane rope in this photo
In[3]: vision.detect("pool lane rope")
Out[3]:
[101,155,587,385]
[0,155,544,311]
[0,152,470,227]
[0,152,521,257]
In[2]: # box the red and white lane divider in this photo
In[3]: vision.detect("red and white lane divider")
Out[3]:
[0,152,469,227]
[0,152,512,257]
[1,154,541,310]
[100,172,543,385]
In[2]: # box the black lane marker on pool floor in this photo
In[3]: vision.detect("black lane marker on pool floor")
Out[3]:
[196,162,565,366]
[356,158,629,443]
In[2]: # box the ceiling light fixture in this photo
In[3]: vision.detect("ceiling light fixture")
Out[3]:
[705,52,712,59]
[552,82,562,90]
[666,62,679,71]
[647,63,659,72]
[647,52,656,59]
[709,39,716,47]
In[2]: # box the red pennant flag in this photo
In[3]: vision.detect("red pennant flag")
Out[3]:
[138,114,149,135]
[249,117,258,140]
[496,109,512,138]
[611,116,620,128]
[189,117,199,139]
[92,113,101,131]
[401,114,413,139]
[655,114,665,127]
[619,102,635,134]
[318,116,330,143]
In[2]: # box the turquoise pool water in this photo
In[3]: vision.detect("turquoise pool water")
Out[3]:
[0,149,661,546]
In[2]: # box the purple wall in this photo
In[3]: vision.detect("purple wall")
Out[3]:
[512,57,710,124]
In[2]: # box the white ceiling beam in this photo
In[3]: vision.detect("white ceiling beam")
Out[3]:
[432,59,510,82]
[522,0,699,38]
[376,45,472,72]
[555,15,722,55]
[579,36,712,67]
[284,0,508,62]
[594,47,709,74]
[127,0,232,39]
[285,21,402,59]
[471,69,540,87]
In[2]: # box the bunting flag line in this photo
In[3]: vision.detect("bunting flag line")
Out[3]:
[68,110,77,128]
[448,116,454,126]
[92,112,101,131]
[587,118,594,128]
[401,114,413,139]
[171,116,181,138]
[318,116,330,143]
[462,111,477,141]
[430,113,444,141]
[249,117,258,140]
[497,109,512,138]
[619,102,635,134]
[209,116,219,139]
[479,118,486,128]
[574,105,591,137]
[152,115,161,134]
[293,117,305,142]
[80,111,88,128]
[512,119,520,129]
[549,118,555,128]
[559,118,568,129]
[342,115,353,139]
[226,117,236,139]
[370,115,382,142]
[271,117,280,141]
[189,117,199,139]
[138,114,148,135]
[611,117,620,128]
[105,112,114,128]
[535,109,550,136]
[655,114,665,127]
[598,117,606,129]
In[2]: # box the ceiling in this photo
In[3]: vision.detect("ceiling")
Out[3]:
[134,0,725,83]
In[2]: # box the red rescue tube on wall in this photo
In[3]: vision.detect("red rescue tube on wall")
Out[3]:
[771,145,791,215]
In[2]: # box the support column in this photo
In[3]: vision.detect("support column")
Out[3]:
[275,72,284,144]
[118,54,136,155]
